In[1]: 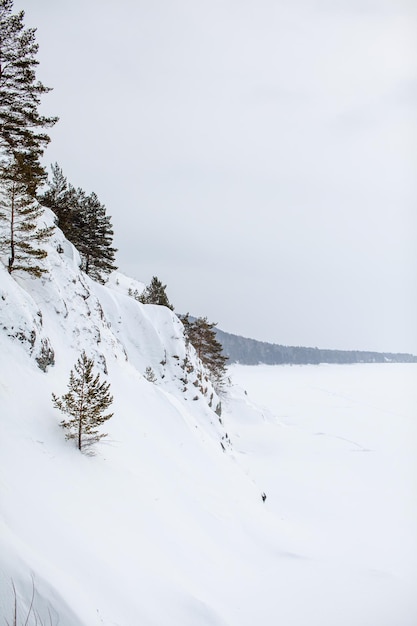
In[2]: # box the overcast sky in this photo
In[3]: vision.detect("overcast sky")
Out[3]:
[23,0,417,353]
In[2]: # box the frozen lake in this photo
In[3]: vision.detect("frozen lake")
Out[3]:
[227,363,417,625]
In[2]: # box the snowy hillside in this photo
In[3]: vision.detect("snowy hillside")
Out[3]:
[0,214,264,625]
[1,213,416,625]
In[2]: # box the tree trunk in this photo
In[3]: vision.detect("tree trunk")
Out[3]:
[8,183,16,274]
[77,386,85,451]
[78,417,82,451]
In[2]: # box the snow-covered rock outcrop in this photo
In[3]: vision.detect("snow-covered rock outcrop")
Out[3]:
[2,209,226,428]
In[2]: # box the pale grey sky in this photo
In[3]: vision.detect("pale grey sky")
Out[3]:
[23,0,417,353]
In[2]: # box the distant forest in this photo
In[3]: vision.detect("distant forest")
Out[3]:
[215,328,417,365]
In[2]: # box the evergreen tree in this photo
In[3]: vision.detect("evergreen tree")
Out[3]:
[0,0,57,165]
[139,276,174,310]
[0,153,53,275]
[39,166,85,248]
[38,162,73,233]
[77,191,117,283]
[0,1,57,275]
[40,166,117,284]
[52,351,114,452]
[180,314,228,390]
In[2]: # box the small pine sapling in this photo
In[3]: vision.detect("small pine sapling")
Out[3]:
[52,351,113,452]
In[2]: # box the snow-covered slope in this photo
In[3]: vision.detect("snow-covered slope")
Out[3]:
[0,213,264,625]
[1,211,416,625]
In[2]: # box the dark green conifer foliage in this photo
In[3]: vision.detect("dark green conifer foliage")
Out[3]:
[38,163,73,233]
[0,153,54,276]
[0,1,57,276]
[0,0,58,163]
[40,165,117,284]
[139,276,174,310]
[180,314,228,390]
[77,191,117,283]
[52,351,114,452]
[39,164,83,245]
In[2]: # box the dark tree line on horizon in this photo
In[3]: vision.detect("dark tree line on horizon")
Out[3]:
[215,328,417,365]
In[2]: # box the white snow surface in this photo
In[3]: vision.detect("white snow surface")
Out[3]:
[1,212,416,625]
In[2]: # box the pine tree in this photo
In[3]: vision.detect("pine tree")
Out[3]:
[77,191,117,283]
[0,0,58,164]
[0,1,57,275]
[40,167,118,284]
[180,314,228,390]
[139,276,174,310]
[52,351,114,452]
[0,153,53,276]
[38,163,72,233]
[39,164,84,244]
